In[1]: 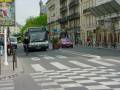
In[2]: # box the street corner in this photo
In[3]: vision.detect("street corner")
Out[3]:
[0,57,24,80]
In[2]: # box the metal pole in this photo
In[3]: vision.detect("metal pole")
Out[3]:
[0,55,1,75]
[4,27,8,65]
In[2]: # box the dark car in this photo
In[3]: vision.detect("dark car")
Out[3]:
[60,38,73,48]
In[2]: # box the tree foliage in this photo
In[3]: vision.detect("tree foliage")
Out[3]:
[20,14,47,39]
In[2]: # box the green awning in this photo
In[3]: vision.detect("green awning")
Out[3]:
[90,0,120,16]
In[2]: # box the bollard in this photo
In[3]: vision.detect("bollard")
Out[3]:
[14,49,17,68]
[0,55,1,75]
[12,48,17,71]
[13,51,15,71]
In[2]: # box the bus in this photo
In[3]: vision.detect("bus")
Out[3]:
[25,27,49,51]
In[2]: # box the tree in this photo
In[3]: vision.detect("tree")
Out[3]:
[20,14,47,41]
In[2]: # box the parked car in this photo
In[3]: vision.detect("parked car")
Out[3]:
[10,37,18,49]
[60,38,73,48]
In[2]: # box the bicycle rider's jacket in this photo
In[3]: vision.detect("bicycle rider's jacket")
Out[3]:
[23,38,29,44]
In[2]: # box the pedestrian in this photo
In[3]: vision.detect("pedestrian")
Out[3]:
[0,38,4,56]
[87,37,91,46]
[23,36,30,52]
[93,38,96,47]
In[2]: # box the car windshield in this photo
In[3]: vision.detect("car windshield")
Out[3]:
[10,37,17,42]
[30,31,46,42]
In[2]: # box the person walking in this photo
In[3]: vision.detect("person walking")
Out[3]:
[23,37,30,53]
[0,38,4,56]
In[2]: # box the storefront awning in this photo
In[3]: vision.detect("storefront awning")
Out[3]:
[90,0,120,16]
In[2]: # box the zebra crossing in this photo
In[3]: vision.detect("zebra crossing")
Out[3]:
[0,79,14,90]
[30,54,120,89]
[30,67,120,90]
[31,57,120,72]
[31,55,68,61]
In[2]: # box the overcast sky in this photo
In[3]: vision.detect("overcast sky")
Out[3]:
[16,0,47,25]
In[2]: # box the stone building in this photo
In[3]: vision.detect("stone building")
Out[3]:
[90,0,120,47]
[80,0,97,46]
[46,0,61,37]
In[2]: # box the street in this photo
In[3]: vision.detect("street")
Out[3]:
[1,0,120,90]
[1,46,120,90]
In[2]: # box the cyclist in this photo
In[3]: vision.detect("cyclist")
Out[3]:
[23,36,29,54]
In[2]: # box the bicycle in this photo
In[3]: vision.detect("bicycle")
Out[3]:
[24,44,29,56]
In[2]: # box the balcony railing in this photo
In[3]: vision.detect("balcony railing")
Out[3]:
[69,12,80,21]
[60,6,68,13]
[60,0,66,4]
[69,0,79,8]
[83,8,91,14]
[59,16,69,24]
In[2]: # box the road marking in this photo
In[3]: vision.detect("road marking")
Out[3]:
[99,81,120,85]
[105,59,120,63]
[60,49,101,59]
[0,80,13,83]
[61,83,82,88]
[31,64,46,71]
[30,72,44,76]
[0,87,14,90]
[56,55,67,59]
[40,82,58,86]
[31,75,47,79]
[114,88,120,90]
[89,77,108,80]
[55,79,73,82]
[76,80,96,84]
[82,54,101,59]
[69,76,85,79]
[112,78,120,81]
[31,57,40,61]
[86,85,110,89]
[43,56,55,60]
[51,62,70,69]
[34,78,52,82]
[0,83,13,86]
[69,61,93,68]
[88,60,114,66]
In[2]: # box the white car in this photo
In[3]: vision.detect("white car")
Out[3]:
[10,37,18,49]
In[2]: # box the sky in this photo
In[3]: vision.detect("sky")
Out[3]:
[16,0,47,25]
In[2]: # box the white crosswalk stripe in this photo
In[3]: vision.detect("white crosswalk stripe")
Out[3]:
[69,61,93,68]
[56,55,67,59]
[31,64,47,71]
[105,59,120,63]
[0,80,14,90]
[31,57,40,61]
[43,56,55,60]
[51,62,70,69]
[31,60,116,72]
[88,60,114,66]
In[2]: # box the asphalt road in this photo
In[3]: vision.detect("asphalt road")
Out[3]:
[1,46,120,90]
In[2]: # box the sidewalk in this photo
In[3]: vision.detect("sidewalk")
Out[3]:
[0,56,23,80]
[75,44,120,51]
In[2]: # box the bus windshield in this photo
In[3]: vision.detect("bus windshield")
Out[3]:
[30,31,46,42]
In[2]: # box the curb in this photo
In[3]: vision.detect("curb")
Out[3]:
[0,57,24,80]
[74,46,120,51]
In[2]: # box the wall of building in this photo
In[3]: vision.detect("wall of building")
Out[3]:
[47,0,61,37]
[80,0,96,46]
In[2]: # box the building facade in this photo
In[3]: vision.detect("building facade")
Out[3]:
[80,0,96,46]
[57,0,81,44]
[39,0,48,15]
[46,0,61,37]
[47,0,120,48]
[90,0,120,47]
[68,0,80,44]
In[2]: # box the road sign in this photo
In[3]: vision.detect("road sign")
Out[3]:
[0,0,15,26]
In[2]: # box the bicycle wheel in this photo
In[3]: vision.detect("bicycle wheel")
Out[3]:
[25,48,28,56]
